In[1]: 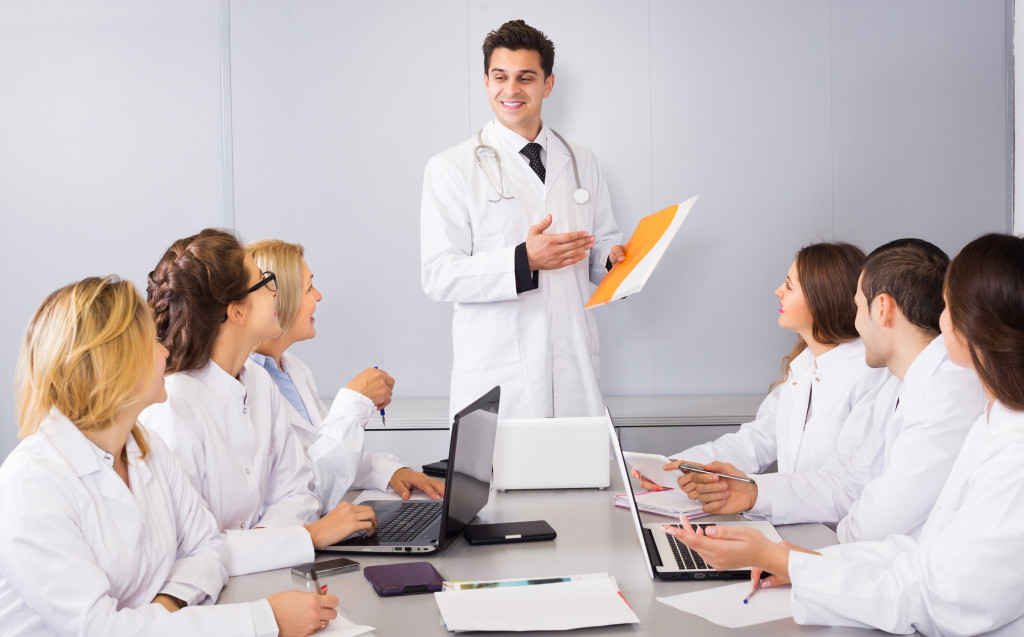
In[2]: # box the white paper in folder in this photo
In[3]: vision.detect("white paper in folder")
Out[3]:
[433,574,639,631]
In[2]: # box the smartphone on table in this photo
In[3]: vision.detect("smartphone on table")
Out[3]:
[291,557,360,578]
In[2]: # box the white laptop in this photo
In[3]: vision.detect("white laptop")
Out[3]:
[607,409,783,580]
[492,416,610,490]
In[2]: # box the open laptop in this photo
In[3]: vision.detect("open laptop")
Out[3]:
[607,409,783,580]
[323,386,500,554]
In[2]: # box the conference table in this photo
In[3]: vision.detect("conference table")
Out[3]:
[219,471,886,636]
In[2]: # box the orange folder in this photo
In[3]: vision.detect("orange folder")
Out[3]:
[585,196,697,309]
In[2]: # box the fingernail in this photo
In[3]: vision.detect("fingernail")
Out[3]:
[705,526,717,536]
[761,581,772,589]
[320,585,328,593]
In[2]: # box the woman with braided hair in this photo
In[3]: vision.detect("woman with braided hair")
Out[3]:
[141,228,377,577]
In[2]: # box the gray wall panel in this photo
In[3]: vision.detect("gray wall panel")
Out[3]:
[649,1,834,395]
[830,0,1012,254]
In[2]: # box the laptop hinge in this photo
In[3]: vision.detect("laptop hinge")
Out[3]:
[642,527,663,568]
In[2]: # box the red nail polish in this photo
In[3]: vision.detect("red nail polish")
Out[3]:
[320,585,327,594]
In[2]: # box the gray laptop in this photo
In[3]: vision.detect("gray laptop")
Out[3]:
[323,386,500,554]
[607,408,783,580]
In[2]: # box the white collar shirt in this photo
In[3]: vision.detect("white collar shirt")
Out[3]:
[0,410,277,636]
[491,120,550,173]
[141,359,319,576]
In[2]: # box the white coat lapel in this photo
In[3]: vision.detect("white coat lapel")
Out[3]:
[544,131,570,191]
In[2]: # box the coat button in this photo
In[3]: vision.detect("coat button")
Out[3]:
[242,406,248,414]
[245,468,251,475]
[239,522,245,529]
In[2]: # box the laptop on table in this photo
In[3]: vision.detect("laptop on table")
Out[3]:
[322,386,500,555]
[607,408,784,580]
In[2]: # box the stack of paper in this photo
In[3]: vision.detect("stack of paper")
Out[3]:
[613,490,710,520]
[433,573,640,632]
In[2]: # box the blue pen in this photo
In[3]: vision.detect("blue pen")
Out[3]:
[374,366,386,426]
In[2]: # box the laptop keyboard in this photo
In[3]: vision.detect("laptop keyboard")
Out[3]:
[665,524,714,570]
[375,501,443,543]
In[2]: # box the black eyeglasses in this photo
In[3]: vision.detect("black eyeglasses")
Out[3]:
[222,271,277,323]
[246,271,278,295]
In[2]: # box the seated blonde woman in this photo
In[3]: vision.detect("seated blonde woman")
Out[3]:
[0,276,337,636]
[248,238,443,509]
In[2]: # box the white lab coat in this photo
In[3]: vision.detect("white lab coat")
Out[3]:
[0,411,277,636]
[674,340,891,475]
[141,359,320,576]
[421,120,623,419]
[789,401,1024,636]
[260,351,404,510]
[751,336,986,542]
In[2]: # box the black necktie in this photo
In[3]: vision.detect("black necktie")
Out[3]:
[520,142,546,183]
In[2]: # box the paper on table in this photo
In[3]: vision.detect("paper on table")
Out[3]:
[585,195,697,309]
[434,576,640,632]
[657,581,793,628]
[322,610,375,636]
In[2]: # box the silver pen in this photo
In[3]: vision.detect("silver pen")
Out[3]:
[678,462,756,484]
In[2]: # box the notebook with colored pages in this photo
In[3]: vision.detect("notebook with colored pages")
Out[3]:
[585,195,697,309]
[612,490,710,520]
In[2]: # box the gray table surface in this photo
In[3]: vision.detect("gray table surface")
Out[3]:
[218,476,884,636]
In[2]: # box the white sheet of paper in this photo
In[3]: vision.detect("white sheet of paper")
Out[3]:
[322,611,375,636]
[657,582,793,628]
[434,577,640,632]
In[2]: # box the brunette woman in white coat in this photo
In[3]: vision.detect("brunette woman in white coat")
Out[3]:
[0,276,338,636]
[140,229,376,576]
[248,239,444,509]
[667,233,1024,636]
[635,242,891,497]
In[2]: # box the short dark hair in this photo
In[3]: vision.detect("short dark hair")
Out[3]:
[482,20,555,77]
[861,238,950,337]
[946,233,1024,410]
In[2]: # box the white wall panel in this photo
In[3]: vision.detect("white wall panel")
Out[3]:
[0,1,227,460]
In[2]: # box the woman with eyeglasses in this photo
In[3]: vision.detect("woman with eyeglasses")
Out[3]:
[666,233,1024,635]
[140,229,377,576]
[0,276,338,636]
[246,239,444,510]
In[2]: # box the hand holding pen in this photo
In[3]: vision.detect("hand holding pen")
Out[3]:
[345,366,395,426]
[675,460,759,515]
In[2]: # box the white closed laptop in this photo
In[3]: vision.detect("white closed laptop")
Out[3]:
[492,416,610,490]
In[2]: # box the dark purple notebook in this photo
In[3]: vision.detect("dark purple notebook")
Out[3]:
[363,562,444,596]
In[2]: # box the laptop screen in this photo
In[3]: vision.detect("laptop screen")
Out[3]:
[442,386,500,540]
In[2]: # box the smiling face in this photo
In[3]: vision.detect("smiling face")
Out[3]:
[281,258,322,344]
[241,253,281,341]
[485,47,554,140]
[854,274,889,368]
[774,260,813,334]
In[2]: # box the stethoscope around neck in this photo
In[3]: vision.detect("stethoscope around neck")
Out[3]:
[474,128,591,205]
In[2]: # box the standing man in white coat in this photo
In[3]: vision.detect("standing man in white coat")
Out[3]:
[421,19,625,419]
